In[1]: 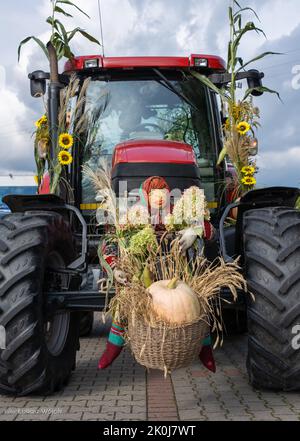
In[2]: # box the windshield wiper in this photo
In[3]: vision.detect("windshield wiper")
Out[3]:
[153,68,198,111]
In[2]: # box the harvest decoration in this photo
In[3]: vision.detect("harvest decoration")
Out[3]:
[240,163,257,187]
[148,277,201,325]
[165,185,210,233]
[241,165,255,175]
[241,175,256,187]
[192,0,280,195]
[82,161,161,290]
[50,75,91,194]
[20,1,100,193]
[35,115,48,128]
[127,225,158,257]
[34,114,50,186]
[59,133,74,150]
[33,75,91,194]
[110,244,248,373]
[58,149,73,166]
[236,121,251,136]
[83,162,249,373]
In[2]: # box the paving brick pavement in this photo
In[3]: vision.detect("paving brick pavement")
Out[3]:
[172,334,300,421]
[0,317,299,421]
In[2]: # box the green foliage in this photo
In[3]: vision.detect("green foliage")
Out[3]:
[243,85,281,102]
[18,0,100,62]
[191,71,229,102]
[18,36,49,61]
[128,226,158,257]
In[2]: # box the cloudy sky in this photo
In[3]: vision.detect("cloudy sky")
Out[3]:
[0,0,300,188]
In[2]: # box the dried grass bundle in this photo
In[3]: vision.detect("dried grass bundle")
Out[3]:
[82,160,118,229]
[109,240,248,349]
[108,241,248,373]
[224,129,250,167]
[58,74,91,134]
[74,78,91,134]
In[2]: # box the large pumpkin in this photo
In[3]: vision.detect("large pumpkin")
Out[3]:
[147,278,201,324]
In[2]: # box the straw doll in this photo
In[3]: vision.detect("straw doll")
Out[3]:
[98,176,216,372]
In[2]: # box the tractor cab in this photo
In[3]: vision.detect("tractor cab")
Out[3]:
[62,55,227,218]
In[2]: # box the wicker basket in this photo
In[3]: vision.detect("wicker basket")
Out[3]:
[127,315,209,373]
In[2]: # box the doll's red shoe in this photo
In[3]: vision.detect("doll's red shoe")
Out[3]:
[98,341,123,369]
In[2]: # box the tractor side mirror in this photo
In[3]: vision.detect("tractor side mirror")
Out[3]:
[248,138,258,156]
[28,70,49,98]
[247,69,263,96]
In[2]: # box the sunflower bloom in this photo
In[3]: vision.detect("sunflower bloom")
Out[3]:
[241,165,256,176]
[59,133,74,149]
[237,121,251,135]
[35,115,47,128]
[58,150,73,165]
[241,176,256,186]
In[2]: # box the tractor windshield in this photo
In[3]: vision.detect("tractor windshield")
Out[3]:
[81,74,215,203]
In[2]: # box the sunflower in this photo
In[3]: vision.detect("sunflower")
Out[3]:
[58,150,73,166]
[241,165,256,176]
[35,114,47,128]
[241,176,256,186]
[59,133,74,149]
[236,121,251,135]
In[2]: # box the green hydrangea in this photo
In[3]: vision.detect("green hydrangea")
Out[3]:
[128,225,158,256]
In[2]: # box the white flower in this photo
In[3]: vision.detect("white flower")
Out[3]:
[172,186,206,226]
[127,204,150,226]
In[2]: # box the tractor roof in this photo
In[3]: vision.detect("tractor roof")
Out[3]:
[64,54,226,72]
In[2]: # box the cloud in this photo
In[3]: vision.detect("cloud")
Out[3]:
[258,147,300,187]
[252,0,300,41]
[0,87,35,174]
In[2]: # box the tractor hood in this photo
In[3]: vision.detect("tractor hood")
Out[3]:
[112,139,197,168]
[111,139,201,195]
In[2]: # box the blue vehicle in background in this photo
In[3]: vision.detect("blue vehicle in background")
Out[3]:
[0,176,37,218]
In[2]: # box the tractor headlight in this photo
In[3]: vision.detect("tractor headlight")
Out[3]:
[194,58,208,67]
[84,59,99,69]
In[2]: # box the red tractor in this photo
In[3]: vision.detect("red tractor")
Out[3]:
[0,50,299,395]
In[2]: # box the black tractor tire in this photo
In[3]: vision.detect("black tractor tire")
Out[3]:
[0,211,80,396]
[244,207,300,391]
[79,312,94,337]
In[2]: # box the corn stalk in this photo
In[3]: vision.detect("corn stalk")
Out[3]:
[18,0,100,62]
[192,0,281,194]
